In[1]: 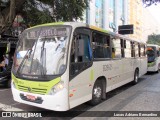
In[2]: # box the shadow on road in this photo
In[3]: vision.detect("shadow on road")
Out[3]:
[145,72,159,75]
[0,84,9,89]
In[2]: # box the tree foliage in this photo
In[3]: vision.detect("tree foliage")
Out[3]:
[143,0,160,7]
[0,0,88,35]
[147,34,160,45]
[0,0,26,34]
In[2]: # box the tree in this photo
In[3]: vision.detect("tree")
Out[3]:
[0,0,88,35]
[0,0,26,35]
[147,34,160,45]
[143,0,160,7]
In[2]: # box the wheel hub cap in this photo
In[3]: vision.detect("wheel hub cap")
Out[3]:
[94,87,102,98]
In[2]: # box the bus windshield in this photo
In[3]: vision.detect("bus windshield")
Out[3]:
[13,26,71,77]
[147,46,156,62]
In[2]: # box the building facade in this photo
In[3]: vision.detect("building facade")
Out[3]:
[84,0,128,32]
[128,0,143,40]
[83,0,145,41]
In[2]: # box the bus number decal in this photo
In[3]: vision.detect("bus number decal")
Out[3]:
[103,64,112,71]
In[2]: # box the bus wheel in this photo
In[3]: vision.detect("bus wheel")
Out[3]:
[133,70,139,85]
[89,80,103,105]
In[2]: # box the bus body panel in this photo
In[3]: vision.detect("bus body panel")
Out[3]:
[147,57,160,72]
[69,67,93,109]
[12,86,69,111]
[140,57,148,75]
[69,57,147,108]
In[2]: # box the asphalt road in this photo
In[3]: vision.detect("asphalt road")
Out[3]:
[0,72,160,120]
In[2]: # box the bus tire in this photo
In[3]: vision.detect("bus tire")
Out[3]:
[133,69,139,85]
[89,80,103,105]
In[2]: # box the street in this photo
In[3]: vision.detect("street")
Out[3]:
[0,72,160,120]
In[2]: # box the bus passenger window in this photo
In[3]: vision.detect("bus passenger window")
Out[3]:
[92,32,111,59]
[112,38,121,58]
[112,48,115,58]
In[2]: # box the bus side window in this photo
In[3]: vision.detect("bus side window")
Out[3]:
[112,37,121,59]
[120,39,125,58]
[93,32,111,59]
[112,48,115,58]
[135,43,139,57]
[138,44,141,57]
[140,44,145,57]
[131,42,135,57]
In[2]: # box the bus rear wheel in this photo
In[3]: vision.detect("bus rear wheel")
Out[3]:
[89,80,103,105]
[133,69,139,85]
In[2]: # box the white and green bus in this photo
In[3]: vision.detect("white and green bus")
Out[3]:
[147,44,160,72]
[11,22,147,111]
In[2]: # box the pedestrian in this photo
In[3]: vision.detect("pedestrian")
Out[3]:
[0,55,9,71]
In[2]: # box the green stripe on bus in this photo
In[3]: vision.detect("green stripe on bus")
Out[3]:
[90,69,94,81]
[148,62,155,67]
[12,73,61,95]
[28,22,64,30]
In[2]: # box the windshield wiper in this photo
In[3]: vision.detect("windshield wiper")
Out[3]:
[40,41,46,76]
[17,49,32,75]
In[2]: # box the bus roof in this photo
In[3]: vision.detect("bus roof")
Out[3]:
[27,22,146,44]
[147,44,160,47]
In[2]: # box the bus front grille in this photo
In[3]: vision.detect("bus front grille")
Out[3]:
[17,85,47,95]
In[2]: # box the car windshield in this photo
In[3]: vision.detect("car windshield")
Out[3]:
[147,46,156,62]
[13,26,71,76]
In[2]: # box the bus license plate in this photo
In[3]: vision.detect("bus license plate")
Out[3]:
[26,95,36,101]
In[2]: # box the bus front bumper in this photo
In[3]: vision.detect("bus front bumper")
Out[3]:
[11,83,69,111]
[147,66,158,72]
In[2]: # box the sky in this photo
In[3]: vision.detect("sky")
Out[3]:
[138,4,160,41]
[146,4,160,24]
[142,4,160,36]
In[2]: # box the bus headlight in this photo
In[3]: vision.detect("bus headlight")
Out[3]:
[48,81,64,95]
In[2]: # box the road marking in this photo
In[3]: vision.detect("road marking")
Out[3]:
[10,102,21,106]
[0,89,10,92]
[0,103,23,111]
